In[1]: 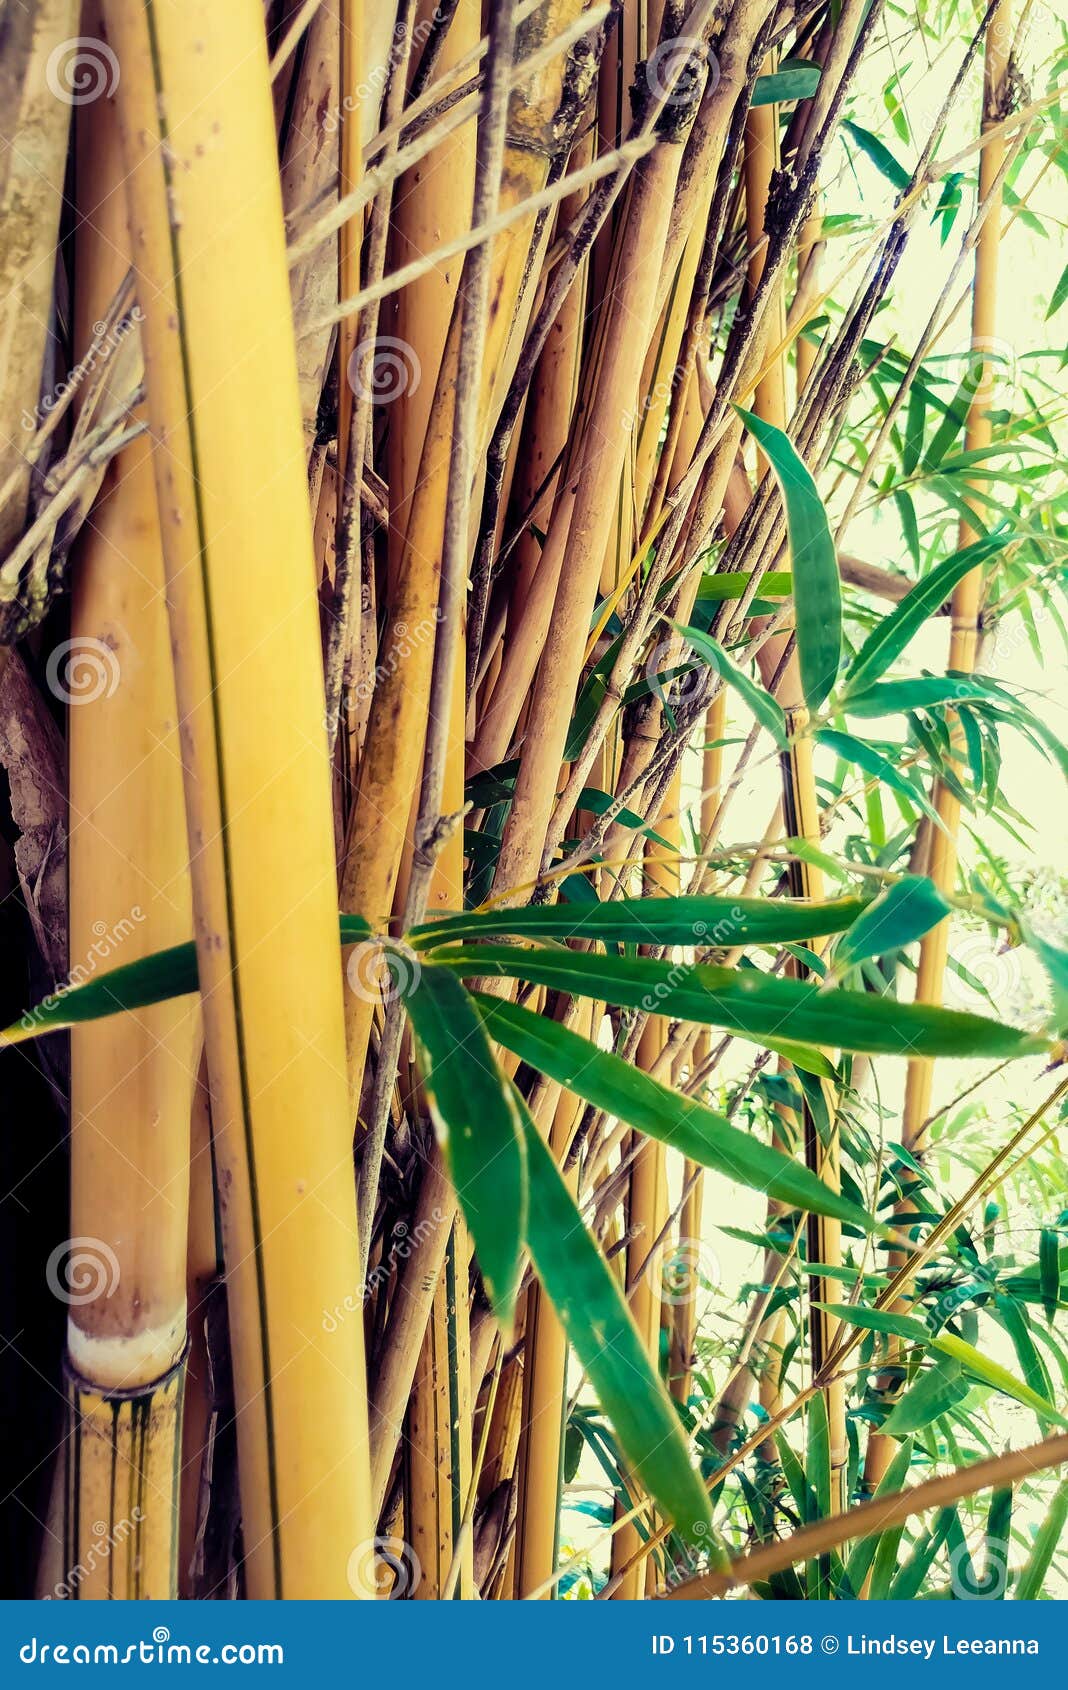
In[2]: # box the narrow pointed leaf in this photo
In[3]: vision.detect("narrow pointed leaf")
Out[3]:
[516,1089,717,1549]
[411,892,869,951]
[405,966,526,1330]
[1,914,375,1044]
[831,876,951,972]
[670,621,787,745]
[1015,1479,1068,1598]
[931,1333,1068,1426]
[430,945,1048,1061]
[474,993,872,1228]
[734,407,841,709]
[842,535,1009,697]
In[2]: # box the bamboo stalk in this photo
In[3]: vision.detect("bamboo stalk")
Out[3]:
[743,74,846,1512]
[63,65,196,1599]
[102,0,372,1597]
[861,0,1012,1500]
[666,1432,1068,1599]
[0,0,77,563]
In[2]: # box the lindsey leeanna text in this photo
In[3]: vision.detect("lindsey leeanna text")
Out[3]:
[846,1636,1040,1657]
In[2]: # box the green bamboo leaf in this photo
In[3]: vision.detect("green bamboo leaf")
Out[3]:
[1015,1479,1068,1599]
[843,120,911,191]
[888,1508,956,1599]
[815,1303,930,1342]
[1041,1229,1062,1323]
[430,944,1048,1061]
[405,966,526,1331]
[806,1391,832,1599]
[0,915,376,1045]
[931,1333,1068,1427]
[669,621,787,745]
[733,407,841,709]
[1046,257,1068,320]
[516,1088,718,1548]
[845,674,1010,717]
[816,728,945,828]
[473,993,871,1228]
[842,535,1009,697]
[882,1355,971,1436]
[831,876,951,972]
[752,60,821,105]
[0,941,199,1044]
[840,1438,914,1597]
[412,892,869,951]
[696,569,792,604]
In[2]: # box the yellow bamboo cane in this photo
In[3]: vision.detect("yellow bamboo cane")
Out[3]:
[102,0,372,1597]
[63,63,196,1599]
[861,0,1012,1501]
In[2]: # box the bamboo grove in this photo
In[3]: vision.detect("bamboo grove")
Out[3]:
[0,0,1066,1603]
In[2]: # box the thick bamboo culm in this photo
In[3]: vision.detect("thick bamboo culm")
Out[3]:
[102,0,372,1597]
[860,0,1012,1499]
[63,62,196,1599]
